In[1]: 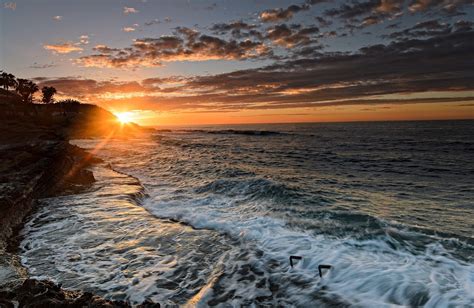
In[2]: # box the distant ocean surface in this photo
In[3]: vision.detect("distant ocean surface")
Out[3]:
[20,120,474,306]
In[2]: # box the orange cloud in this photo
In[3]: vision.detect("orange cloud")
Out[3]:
[123,6,139,15]
[259,4,310,22]
[43,42,83,54]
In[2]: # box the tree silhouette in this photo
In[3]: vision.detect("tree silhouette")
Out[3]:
[41,86,57,104]
[0,71,18,90]
[16,79,39,103]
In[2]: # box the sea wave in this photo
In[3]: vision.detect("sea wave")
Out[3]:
[143,193,474,307]
[194,177,303,202]
[178,129,286,136]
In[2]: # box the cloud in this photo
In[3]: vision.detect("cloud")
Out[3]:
[408,0,472,14]
[205,3,218,10]
[76,54,162,68]
[326,0,403,19]
[76,28,272,68]
[45,28,474,113]
[210,21,263,39]
[29,63,57,69]
[259,3,310,22]
[383,19,469,39]
[53,15,63,21]
[266,24,319,47]
[123,27,136,32]
[3,2,16,10]
[144,18,160,26]
[79,35,89,44]
[43,42,83,54]
[92,44,120,54]
[123,6,139,15]
[315,16,332,27]
[211,21,257,33]
[325,0,404,28]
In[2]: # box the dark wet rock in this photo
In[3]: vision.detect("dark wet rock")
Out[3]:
[0,279,130,307]
[0,141,98,250]
[137,298,161,308]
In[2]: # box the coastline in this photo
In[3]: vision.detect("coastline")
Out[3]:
[0,98,158,306]
[0,137,135,306]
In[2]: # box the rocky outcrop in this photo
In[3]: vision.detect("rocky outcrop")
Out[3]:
[0,141,99,250]
[0,99,159,306]
[0,279,130,307]
[0,140,162,306]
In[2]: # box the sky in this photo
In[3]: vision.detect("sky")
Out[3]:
[1,0,473,126]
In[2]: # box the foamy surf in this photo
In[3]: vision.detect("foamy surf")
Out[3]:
[142,193,474,307]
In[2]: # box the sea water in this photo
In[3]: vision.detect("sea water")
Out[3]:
[20,120,474,306]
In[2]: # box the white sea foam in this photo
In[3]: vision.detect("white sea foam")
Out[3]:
[143,190,474,307]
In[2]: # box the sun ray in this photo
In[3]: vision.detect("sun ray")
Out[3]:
[115,112,134,124]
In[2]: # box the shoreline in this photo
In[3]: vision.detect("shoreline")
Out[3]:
[0,93,159,306]
[0,138,158,306]
[0,138,139,306]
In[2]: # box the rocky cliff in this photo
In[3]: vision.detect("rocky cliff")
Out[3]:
[0,97,157,306]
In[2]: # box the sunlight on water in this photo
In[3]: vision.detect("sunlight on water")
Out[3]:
[20,121,474,306]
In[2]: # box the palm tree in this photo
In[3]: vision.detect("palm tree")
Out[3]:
[16,79,39,103]
[0,71,18,90]
[0,71,7,89]
[41,86,57,104]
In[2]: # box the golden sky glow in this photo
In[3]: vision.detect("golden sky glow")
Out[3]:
[3,0,474,126]
[115,111,135,124]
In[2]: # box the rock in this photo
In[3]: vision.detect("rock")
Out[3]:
[137,298,161,308]
[0,279,130,307]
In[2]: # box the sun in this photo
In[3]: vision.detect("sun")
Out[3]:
[115,112,133,124]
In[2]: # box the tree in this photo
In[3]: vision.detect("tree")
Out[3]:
[0,71,17,90]
[41,86,57,104]
[16,79,39,103]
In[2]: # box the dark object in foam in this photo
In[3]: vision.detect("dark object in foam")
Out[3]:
[289,256,332,278]
[289,255,302,268]
[318,264,332,278]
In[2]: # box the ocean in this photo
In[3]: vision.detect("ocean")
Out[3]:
[19,120,474,306]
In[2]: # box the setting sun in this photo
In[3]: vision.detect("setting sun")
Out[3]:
[115,112,133,124]
[1,0,473,306]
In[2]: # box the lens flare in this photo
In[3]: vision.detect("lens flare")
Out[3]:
[115,112,133,124]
